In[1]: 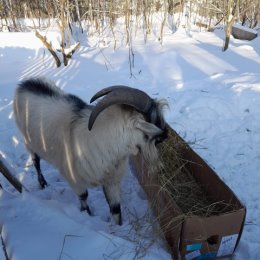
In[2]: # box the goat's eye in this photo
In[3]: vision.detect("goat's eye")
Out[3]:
[143,134,149,141]
[155,137,163,145]
[154,132,167,145]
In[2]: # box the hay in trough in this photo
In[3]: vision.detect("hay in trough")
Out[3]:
[156,127,235,217]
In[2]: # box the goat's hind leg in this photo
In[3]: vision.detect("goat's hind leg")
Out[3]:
[32,153,48,189]
[79,190,92,215]
[103,184,122,225]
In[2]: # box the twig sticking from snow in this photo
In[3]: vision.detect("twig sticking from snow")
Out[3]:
[98,46,114,71]
[58,234,84,260]
[245,222,260,227]
[1,228,10,260]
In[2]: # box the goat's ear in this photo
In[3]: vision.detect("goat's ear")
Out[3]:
[135,119,163,139]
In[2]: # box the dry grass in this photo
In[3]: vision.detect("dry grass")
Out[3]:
[156,127,235,217]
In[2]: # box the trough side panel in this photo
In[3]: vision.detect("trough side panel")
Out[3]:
[130,155,184,260]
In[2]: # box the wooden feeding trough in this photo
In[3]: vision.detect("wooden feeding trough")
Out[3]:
[130,125,246,260]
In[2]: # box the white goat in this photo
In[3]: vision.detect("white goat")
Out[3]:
[13,78,168,225]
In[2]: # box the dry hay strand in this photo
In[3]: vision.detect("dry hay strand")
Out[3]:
[156,127,235,217]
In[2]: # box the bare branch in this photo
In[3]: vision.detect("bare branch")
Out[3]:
[35,30,61,67]
[0,154,24,193]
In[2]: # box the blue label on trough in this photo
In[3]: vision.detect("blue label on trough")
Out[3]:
[186,243,202,251]
[195,252,217,259]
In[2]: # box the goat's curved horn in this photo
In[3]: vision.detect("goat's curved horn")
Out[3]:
[88,86,153,130]
[90,85,128,103]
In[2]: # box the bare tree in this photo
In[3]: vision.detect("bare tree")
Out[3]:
[223,0,239,51]
[1,0,259,56]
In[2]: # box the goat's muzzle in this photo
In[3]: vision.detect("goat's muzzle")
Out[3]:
[154,127,168,145]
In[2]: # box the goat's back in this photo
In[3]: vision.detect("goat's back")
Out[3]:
[13,79,86,166]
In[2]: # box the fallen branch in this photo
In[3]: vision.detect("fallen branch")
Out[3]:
[1,228,10,260]
[0,154,24,193]
[35,30,61,67]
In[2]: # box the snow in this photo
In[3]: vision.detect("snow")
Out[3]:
[0,190,166,260]
[232,23,258,35]
[0,25,260,260]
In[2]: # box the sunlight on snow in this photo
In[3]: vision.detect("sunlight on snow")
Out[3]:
[180,44,237,75]
[0,100,13,112]
[232,83,260,93]
[12,136,19,147]
[8,110,13,119]
[232,45,260,65]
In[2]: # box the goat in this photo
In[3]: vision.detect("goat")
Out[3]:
[13,78,168,225]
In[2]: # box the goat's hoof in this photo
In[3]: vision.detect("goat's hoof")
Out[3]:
[39,181,48,189]
[80,206,92,216]
[38,176,48,189]
[113,214,122,226]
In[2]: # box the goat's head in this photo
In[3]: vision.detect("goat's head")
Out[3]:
[88,86,168,167]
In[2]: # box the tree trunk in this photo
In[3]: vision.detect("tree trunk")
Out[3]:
[74,0,83,33]
[223,22,232,51]
[223,33,230,51]
[223,0,239,52]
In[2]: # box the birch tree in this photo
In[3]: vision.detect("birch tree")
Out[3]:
[223,0,239,51]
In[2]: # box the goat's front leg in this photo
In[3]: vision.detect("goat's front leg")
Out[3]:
[79,190,92,215]
[32,153,48,189]
[103,184,122,225]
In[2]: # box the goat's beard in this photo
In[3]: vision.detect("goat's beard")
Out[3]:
[142,142,162,173]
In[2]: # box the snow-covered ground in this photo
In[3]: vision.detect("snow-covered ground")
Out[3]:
[0,24,259,260]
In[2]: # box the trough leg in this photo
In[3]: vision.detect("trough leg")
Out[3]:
[32,153,48,189]
[103,185,122,225]
[79,190,92,215]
